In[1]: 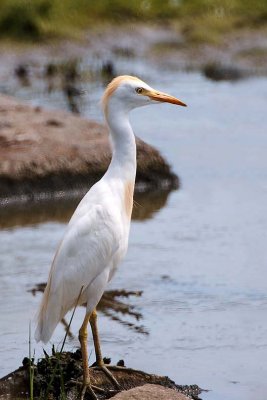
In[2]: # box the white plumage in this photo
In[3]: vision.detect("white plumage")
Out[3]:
[35,75,186,398]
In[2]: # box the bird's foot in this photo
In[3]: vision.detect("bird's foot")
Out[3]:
[92,361,121,389]
[80,380,98,400]
[71,378,118,399]
[70,379,101,400]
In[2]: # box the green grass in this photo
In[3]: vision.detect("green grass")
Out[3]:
[29,323,34,400]
[0,0,267,43]
[178,0,267,44]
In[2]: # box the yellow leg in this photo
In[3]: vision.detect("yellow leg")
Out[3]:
[89,310,103,365]
[78,313,98,400]
[90,309,120,388]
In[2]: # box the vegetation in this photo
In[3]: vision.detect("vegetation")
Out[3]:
[0,0,267,42]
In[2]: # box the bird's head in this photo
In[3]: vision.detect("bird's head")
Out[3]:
[102,75,186,117]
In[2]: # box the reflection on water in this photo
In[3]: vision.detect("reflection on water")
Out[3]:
[29,284,147,337]
[0,190,171,229]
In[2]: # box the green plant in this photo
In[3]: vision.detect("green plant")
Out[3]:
[28,322,34,400]
[0,0,267,44]
[0,0,52,40]
[43,286,84,399]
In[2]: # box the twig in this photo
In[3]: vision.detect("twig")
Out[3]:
[60,285,84,354]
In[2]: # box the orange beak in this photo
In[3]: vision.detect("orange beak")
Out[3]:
[145,89,187,107]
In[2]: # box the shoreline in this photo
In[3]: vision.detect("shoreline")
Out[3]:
[1,25,267,80]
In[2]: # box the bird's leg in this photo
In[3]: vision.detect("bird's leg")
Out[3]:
[89,310,103,365]
[78,313,98,400]
[90,309,120,388]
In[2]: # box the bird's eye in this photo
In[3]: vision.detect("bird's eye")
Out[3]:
[135,87,143,94]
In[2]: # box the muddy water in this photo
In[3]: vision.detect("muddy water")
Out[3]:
[1,60,267,400]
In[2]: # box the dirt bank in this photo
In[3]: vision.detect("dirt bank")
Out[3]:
[0,350,203,399]
[0,94,178,205]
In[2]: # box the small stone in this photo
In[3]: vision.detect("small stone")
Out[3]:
[72,349,82,360]
[46,119,63,127]
[22,357,30,367]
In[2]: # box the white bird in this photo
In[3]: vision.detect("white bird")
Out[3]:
[35,75,186,399]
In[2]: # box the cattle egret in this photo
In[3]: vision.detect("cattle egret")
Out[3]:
[35,75,186,399]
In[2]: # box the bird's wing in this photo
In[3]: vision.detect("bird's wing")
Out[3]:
[35,204,122,342]
[52,204,121,307]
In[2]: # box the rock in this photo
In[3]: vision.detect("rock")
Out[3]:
[111,384,190,399]
[202,62,246,81]
[0,95,179,206]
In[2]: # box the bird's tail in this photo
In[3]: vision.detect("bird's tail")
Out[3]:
[34,275,62,344]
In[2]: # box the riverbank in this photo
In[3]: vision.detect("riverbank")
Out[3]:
[0,94,178,206]
[1,0,266,48]
[1,24,267,83]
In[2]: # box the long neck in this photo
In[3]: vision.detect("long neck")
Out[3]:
[104,108,137,182]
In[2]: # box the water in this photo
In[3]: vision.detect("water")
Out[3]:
[1,57,267,400]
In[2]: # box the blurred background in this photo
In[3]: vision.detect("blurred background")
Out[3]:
[0,1,267,400]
